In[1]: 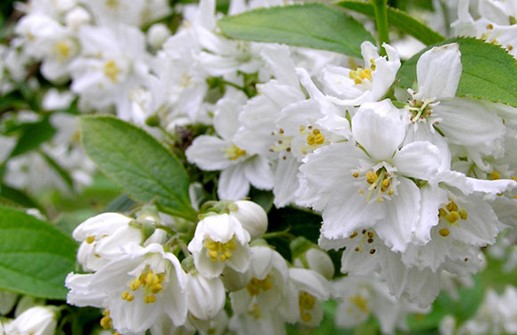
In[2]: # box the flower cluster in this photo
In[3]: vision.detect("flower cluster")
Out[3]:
[2,0,517,334]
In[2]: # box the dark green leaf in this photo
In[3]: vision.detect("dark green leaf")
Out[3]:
[338,1,445,45]
[0,205,77,299]
[8,117,57,158]
[0,183,43,211]
[397,37,517,107]
[218,4,375,58]
[80,116,197,221]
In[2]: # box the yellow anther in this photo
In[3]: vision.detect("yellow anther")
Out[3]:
[349,295,370,314]
[151,283,163,294]
[301,312,312,322]
[246,275,273,296]
[144,295,157,304]
[104,60,120,82]
[225,144,247,160]
[121,291,134,302]
[387,189,394,196]
[100,311,112,329]
[350,231,358,239]
[85,236,96,244]
[306,129,325,146]
[446,211,460,224]
[446,201,458,212]
[459,209,468,220]
[381,178,391,189]
[366,171,378,184]
[489,170,501,180]
[349,68,372,85]
[204,236,237,263]
[352,171,360,178]
[439,228,450,237]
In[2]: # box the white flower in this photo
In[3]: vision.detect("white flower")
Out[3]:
[6,306,57,335]
[229,246,291,334]
[186,92,273,200]
[297,99,442,252]
[320,41,400,106]
[188,214,251,278]
[73,212,142,271]
[285,268,331,326]
[66,243,188,333]
[333,276,426,334]
[403,43,506,158]
[70,24,149,119]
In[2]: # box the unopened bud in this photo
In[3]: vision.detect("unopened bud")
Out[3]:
[229,200,268,239]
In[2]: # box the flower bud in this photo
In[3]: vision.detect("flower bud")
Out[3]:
[187,273,226,320]
[147,23,171,49]
[8,306,58,335]
[293,247,335,280]
[73,213,142,271]
[65,7,91,30]
[228,200,268,239]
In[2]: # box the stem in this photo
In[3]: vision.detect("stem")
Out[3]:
[371,0,390,55]
[263,230,297,241]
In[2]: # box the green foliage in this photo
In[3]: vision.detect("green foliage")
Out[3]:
[338,1,445,45]
[80,116,197,221]
[0,205,77,300]
[218,3,374,58]
[7,116,57,159]
[397,37,517,107]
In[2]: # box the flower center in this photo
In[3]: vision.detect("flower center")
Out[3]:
[122,267,165,304]
[349,67,372,85]
[407,96,436,123]
[225,144,247,161]
[299,291,317,322]
[349,295,370,314]
[437,200,468,237]
[353,167,395,203]
[204,235,237,262]
[104,60,121,83]
[53,41,71,62]
[246,274,273,296]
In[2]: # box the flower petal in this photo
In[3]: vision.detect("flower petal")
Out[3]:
[417,43,461,99]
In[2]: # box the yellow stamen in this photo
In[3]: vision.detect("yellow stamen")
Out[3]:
[439,228,450,237]
[349,295,369,314]
[225,144,247,160]
[204,236,238,262]
[246,275,273,296]
[104,60,121,82]
[349,68,372,85]
[86,236,96,244]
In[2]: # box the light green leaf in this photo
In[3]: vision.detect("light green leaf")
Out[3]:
[397,38,517,107]
[337,1,445,46]
[80,116,197,221]
[0,205,77,300]
[218,3,375,58]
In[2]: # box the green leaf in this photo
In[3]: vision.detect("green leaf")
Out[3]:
[8,117,57,158]
[0,205,77,300]
[0,183,43,211]
[397,37,517,107]
[80,116,197,221]
[338,1,445,46]
[218,4,375,58]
